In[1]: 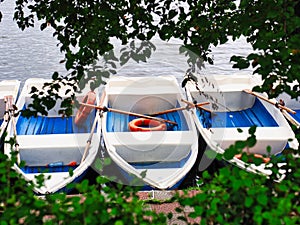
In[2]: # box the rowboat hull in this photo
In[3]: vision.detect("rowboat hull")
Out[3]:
[185,74,298,175]
[4,78,100,195]
[101,76,198,189]
[0,80,20,150]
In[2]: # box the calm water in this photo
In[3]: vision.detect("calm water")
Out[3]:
[0,1,253,88]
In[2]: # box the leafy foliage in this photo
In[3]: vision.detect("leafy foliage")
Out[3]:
[0,148,167,224]
[1,0,300,224]
[178,159,300,225]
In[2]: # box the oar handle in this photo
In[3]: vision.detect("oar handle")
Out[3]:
[80,102,178,125]
[243,89,296,114]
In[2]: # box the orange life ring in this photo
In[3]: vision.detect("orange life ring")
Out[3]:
[74,91,96,125]
[128,118,167,132]
[235,154,270,163]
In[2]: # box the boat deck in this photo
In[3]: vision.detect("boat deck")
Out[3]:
[197,98,278,128]
[106,110,188,132]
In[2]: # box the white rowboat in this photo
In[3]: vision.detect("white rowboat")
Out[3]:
[4,78,100,194]
[185,74,298,176]
[100,75,198,189]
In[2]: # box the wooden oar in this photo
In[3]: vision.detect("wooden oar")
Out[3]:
[3,95,12,122]
[150,101,210,116]
[181,99,213,113]
[81,113,99,163]
[80,91,106,163]
[0,97,9,138]
[281,110,300,128]
[79,102,178,125]
[7,96,20,164]
[243,89,296,114]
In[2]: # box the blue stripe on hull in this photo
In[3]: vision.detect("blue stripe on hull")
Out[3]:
[21,165,78,173]
[197,98,278,128]
[32,167,91,195]
[57,168,89,194]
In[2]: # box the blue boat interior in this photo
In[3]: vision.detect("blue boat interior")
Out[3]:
[0,118,3,127]
[289,109,300,123]
[16,108,96,135]
[197,98,279,128]
[16,108,96,174]
[106,109,188,132]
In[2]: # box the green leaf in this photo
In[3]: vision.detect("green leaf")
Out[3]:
[202,171,211,179]
[52,72,59,80]
[257,194,268,206]
[140,170,147,178]
[247,136,257,148]
[245,196,254,208]
[40,22,47,30]
[235,140,247,149]
[248,126,257,135]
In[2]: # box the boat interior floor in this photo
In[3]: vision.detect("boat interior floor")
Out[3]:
[16,112,95,135]
[197,99,279,128]
[106,110,189,132]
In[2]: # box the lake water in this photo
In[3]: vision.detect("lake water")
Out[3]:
[0,1,254,88]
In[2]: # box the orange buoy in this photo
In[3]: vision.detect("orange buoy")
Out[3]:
[128,118,167,132]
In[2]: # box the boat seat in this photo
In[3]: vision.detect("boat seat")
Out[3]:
[105,131,195,163]
[106,76,181,96]
[16,134,90,166]
[211,126,291,155]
